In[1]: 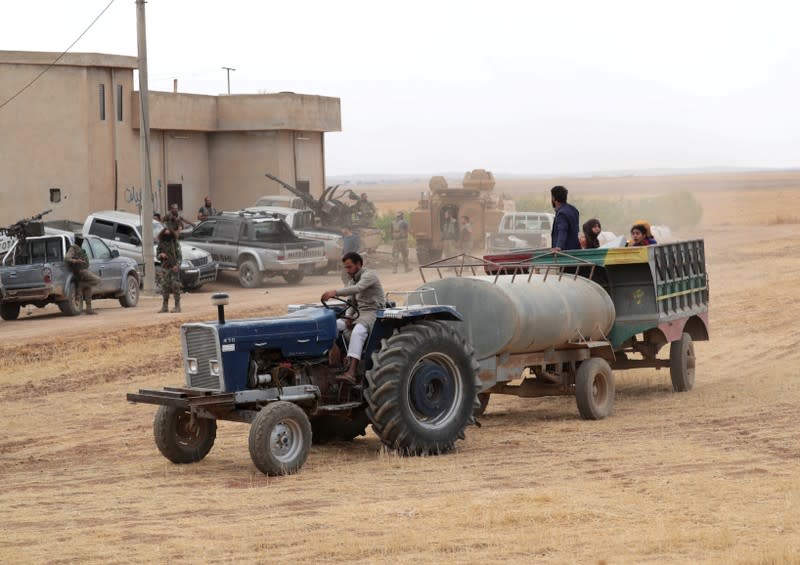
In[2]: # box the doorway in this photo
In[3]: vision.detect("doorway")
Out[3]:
[167,184,183,211]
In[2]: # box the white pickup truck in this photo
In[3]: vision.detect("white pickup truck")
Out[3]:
[486,211,555,254]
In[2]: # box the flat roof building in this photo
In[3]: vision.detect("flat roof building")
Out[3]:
[0,50,341,226]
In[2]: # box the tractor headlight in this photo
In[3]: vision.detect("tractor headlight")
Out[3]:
[209,360,221,376]
[187,358,198,374]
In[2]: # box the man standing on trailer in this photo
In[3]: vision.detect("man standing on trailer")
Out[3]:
[550,185,580,251]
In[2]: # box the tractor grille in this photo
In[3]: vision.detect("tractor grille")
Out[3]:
[190,256,209,267]
[183,325,222,390]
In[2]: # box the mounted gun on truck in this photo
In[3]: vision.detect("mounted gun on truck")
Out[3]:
[264,173,383,252]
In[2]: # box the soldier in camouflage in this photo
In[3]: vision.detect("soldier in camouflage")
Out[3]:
[64,235,101,314]
[164,204,194,233]
[156,228,182,313]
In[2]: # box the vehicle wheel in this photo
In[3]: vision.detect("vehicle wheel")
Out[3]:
[575,358,615,420]
[670,333,696,392]
[474,392,491,417]
[118,273,140,307]
[249,401,312,476]
[0,303,20,321]
[311,409,369,444]
[283,271,304,284]
[238,259,261,288]
[365,320,481,455]
[153,405,217,464]
[57,282,82,316]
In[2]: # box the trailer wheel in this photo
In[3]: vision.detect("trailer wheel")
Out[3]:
[365,320,480,455]
[238,259,261,288]
[575,358,615,420]
[311,409,369,444]
[0,303,21,321]
[153,406,217,464]
[283,270,304,285]
[474,392,491,417]
[57,282,82,316]
[118,273,140,308]
[670,333,696,392]
[249,401,312,476]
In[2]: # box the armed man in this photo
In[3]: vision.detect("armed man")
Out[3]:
[390,211,411,273]
[164,204,195,232]
[156,228,182,313]
[351,193,377,226]
[64,235,101,315]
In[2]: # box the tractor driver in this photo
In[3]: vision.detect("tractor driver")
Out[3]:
[321,252,386,385]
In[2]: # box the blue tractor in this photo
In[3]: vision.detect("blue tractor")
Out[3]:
[127,293,481,476]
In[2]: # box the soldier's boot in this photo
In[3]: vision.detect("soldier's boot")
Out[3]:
[171,294,181,313]
[158,296,169,313]
[84,297,97,315]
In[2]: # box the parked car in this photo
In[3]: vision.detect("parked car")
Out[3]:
[0,231,139,319]
[486,211,554,254]
[83,211,217,290]
[245,206,343,273]
[179,211,326,287]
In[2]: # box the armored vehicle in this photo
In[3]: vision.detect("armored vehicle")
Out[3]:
[410,169,514,263]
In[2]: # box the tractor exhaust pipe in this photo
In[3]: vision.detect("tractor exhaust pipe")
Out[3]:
[211,293,229,324]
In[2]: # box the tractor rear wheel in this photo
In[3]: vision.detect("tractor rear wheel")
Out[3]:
[575,358,615,420]
[249,401,311,476]
[153,406,217,464]
[670,333,696,392]
[365,321,480,455]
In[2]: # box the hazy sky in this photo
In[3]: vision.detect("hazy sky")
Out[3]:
[3,0,799,175]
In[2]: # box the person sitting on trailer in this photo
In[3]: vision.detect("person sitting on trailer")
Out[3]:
[628,223,657,247]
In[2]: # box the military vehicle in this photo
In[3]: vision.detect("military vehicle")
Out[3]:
[410,169,514,263]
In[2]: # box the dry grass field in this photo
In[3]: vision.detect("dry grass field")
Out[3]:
[1,171,799,564]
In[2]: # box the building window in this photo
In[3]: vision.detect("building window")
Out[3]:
[99,84,106,120]
[49,188,61,203]
[116,84,123,121]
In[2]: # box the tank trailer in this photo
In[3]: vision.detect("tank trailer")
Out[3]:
[127,240,708,475]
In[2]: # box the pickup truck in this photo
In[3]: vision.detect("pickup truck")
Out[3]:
[179,211,327,287]
[486,211,554,254]
[83,211,218,290]
[0,232,140,320]
[245,206,343,273]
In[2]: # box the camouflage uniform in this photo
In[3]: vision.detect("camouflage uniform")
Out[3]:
[441,217,459,257]
[351,197,377,226]
[390,215,410,273]
[156,236,182,313]
[64,242,101,314]
[163,213,187,232]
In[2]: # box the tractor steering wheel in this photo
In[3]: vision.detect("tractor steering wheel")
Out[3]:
[321,296,360,321]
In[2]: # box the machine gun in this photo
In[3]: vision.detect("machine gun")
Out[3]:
[0,209,53,248]
[264,173,361,228]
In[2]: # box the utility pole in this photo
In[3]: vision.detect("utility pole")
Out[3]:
[136,0,156,293]
[222,66,236,95]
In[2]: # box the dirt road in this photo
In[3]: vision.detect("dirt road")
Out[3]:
[1,175,799,564]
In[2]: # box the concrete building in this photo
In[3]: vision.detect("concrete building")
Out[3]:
[0,50,341,226]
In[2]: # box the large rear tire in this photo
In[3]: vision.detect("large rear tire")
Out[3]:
[365,321,480,455]
[153,406,217,464]
[118,273,140,307]
[57,282,82,316]
[0,303,21,321]
[575,358,615,420]
[670,333,696,392]
[249,401,312,476]
[238,259,261,288]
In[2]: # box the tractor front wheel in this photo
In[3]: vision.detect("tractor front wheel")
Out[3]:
[153,406,217,464]
[365,321,480,455]
[249,401,312,476]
